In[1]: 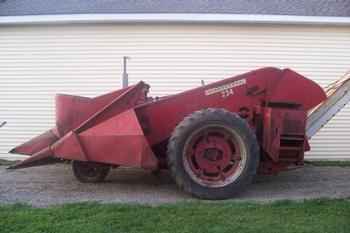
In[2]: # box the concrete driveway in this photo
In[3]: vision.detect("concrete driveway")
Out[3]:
[1,164,350,207]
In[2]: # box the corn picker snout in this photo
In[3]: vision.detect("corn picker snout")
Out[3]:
[9,67,350,199]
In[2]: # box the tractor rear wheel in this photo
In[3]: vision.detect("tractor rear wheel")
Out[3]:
[72,160,111,183]
[167,108,259,199]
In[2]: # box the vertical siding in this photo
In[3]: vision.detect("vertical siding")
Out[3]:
[0,24,349,160]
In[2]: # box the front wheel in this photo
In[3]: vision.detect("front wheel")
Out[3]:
[72,160,111,183]
[167,108,259,199]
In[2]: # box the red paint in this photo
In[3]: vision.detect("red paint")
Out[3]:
[10,67,326,174]
[184,127,242,184]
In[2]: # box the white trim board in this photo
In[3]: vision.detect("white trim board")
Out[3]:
[0,13,350,26]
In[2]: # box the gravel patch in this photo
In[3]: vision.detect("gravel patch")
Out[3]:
[1,164,350,207]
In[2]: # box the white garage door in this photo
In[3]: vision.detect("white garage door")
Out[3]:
[1,23,350,160]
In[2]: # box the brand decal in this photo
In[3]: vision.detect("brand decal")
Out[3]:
[204,79,246,98]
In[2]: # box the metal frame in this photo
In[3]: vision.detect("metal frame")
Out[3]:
[307,74,350,139]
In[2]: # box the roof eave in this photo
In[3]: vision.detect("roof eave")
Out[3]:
[1,13,350,26]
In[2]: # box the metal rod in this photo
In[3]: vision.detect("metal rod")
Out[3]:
[122,56,130,88]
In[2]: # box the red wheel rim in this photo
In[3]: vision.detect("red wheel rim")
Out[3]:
[183,124,247,187]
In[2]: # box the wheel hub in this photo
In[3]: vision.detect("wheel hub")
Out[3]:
[203,148,223,161]
[193,136,232,173]
[183,125,247,187]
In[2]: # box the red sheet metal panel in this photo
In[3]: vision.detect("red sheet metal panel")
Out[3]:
[262,107,306,162]
[51,109,157,169]
[9,67,327,174]
[10,81,156,169]
[52,132,87,161]
[268,69,326,111]
[78,109,158,168]
[9,129,58,156]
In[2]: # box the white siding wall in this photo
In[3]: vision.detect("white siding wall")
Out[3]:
[1,23,349,160]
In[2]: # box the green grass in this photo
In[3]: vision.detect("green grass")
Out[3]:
[1,199,350,233]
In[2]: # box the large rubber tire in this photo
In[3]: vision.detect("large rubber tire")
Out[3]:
[72,160,111,183]
[167,108,259,199]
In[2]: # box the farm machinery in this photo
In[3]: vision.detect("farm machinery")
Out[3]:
[9,67,350,199]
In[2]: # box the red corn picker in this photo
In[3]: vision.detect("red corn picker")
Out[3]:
[9,67,350,199]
